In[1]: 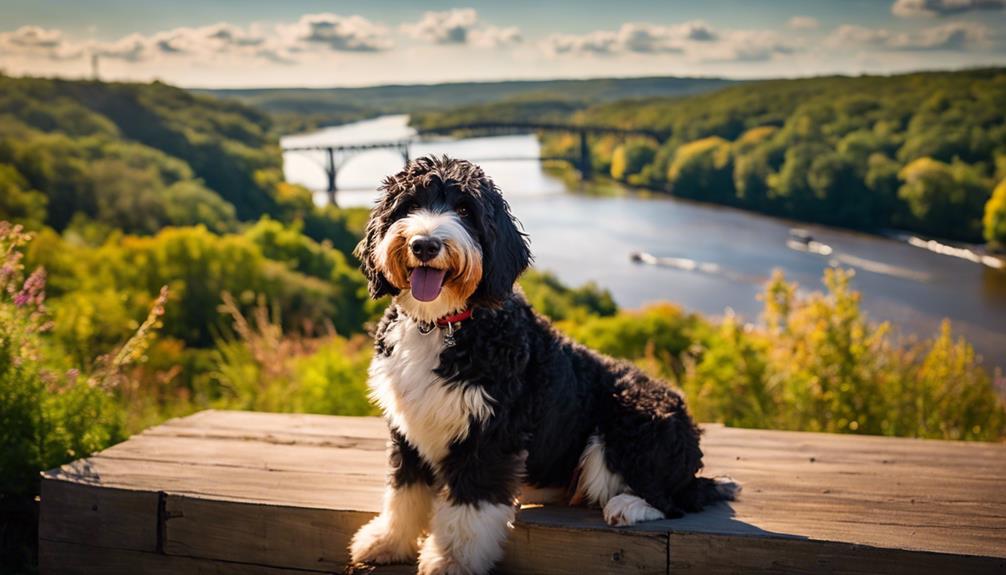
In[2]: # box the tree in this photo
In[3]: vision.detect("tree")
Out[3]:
[610,139,657,183]
[666,137,734,202]
[898,158,990,241]
[0,164,46,228]
[984,178,1006,249]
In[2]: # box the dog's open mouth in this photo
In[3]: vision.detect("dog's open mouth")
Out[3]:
[409,266,447,302]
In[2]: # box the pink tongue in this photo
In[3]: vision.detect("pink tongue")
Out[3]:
[410,267,447,302]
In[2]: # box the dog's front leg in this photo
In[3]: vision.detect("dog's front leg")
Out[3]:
[350,429,435,565]
[417,446,521,575]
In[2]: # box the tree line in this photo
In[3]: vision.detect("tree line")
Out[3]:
[419,69,1006,246]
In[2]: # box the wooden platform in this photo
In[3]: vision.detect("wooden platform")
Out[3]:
[39,410,1006,574]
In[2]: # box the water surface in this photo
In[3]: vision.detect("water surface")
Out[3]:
[282,116,1006,367]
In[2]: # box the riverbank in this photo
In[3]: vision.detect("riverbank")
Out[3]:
[554,164,1006,271]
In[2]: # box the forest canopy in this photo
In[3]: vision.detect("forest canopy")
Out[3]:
[418,69,1006,244]
[570,69,1006,244]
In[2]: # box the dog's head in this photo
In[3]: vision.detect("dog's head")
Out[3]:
[355,156,531,322]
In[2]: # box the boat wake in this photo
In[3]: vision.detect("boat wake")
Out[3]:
[629,252,765,284]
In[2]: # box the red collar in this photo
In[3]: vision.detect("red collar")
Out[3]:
[436,308,473,327]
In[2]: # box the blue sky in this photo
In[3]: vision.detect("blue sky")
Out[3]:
[1,0,1004,87]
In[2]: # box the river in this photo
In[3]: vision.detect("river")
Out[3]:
[282,115,1006,368]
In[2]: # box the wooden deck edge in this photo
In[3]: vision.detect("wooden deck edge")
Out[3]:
[38,539,339,575]
[666,531,1006,575]
[40,473,1006,575]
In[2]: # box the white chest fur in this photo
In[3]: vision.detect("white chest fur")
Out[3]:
[368,317,494,464]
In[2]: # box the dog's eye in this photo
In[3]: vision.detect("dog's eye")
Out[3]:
[455,206,470,218]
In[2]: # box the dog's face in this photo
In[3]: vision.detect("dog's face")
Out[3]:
[355,156,531,322]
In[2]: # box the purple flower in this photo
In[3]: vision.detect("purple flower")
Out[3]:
[14,268,46,307]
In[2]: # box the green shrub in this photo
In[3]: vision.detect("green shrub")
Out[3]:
[519,270,616,321]
[0,223,127,496]
[206,293,373,415]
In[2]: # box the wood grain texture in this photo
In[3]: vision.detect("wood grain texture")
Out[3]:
[39,539,339,575]
[667,532,1006,575]
[39,410,1006,575]
[38,480,159,552]
[162,494,372,571]
[502,520,667,574]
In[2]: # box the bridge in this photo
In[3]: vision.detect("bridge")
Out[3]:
[281,122,667,205]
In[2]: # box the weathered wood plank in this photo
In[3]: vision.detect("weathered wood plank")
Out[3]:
[38,479,159,552]
[45,455,385,509]
[666,532,1006,575]
[502,519,667,574]
[155,409,387,439]
[162,494,372,571]
[102,433,387,474]
[39,539,338,575]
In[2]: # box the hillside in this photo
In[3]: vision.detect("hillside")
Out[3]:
[197,76,734,128]
[518,68,1006,244]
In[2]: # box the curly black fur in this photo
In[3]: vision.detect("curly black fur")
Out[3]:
[361,155,730,519]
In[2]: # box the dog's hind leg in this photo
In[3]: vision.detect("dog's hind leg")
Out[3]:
[572,434,669,526]
[603,493,666,526]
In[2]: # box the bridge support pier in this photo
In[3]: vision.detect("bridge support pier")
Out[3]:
[578,131,592,180]
[324,148,338,206]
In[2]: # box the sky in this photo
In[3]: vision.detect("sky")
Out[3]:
[1,0,1005,88]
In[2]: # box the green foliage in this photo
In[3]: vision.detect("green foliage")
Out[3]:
[26,222,368,352]
[552,265,1005,441]
[518,270,616,321]
[530,69,1006,242]
[666,137,734,202]
[898,158,991,239]
[984,179,1006,249]
[0,164,46,228]
[610,139,658,184]
[0,75,282,230]
[0,224,125,497]
[207,293,374,415]
[561,304,705,381]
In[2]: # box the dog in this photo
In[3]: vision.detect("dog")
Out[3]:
[349,156,738,575]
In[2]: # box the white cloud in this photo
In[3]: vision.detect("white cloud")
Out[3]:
[827,21,989,50]
[544,21,792,62]
[892,0,1005,17]
[403,8,478,45]
[284,13,391,52]
[401,8,521,47]
[470,26,522,48]
[787,16,820,30]
[0,26,83,60]
[0,14,393,68]
[92,34,150,62]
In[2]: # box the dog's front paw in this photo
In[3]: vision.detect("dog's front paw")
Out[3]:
[350,515,419,565]
[417,536,467,575]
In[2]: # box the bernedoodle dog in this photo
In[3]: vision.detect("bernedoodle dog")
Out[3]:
[349,156,739,575]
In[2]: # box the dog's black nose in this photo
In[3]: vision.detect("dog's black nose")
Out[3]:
[410,236,442,262]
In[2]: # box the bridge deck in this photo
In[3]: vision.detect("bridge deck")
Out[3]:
[39,410,1006,574]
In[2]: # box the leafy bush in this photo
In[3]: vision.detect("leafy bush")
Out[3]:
[207,293,373,415]
[0,223,127,497]
[519,270,616,321]
[983,178,1006,249]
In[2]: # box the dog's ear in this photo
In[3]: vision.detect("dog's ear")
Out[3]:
[355,185,401,299]
[472,181,531,307]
